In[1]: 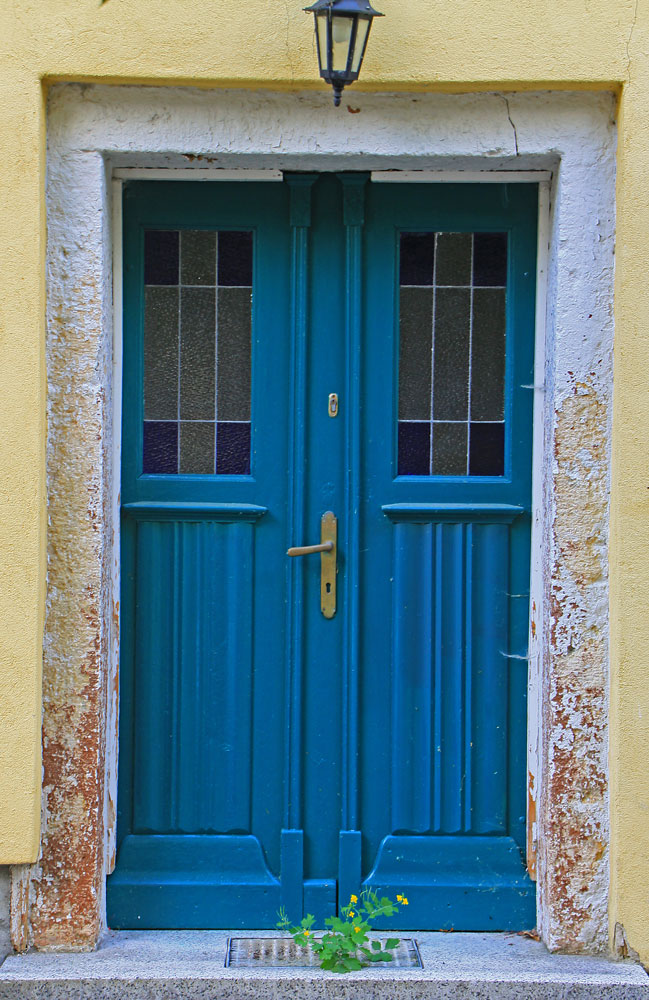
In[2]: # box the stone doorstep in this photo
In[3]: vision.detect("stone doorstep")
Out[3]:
[0,930,648,1000]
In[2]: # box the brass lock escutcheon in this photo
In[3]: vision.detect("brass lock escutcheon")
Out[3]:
[287,511,337,619]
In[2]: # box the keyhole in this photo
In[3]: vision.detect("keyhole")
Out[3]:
[326,582,331,593]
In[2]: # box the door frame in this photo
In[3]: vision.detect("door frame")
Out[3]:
[110,175,539,931]
[27,84,616,953]
[109,167,547,929]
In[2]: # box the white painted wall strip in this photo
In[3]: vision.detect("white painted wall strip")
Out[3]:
[107,177,123,879]
[112,168,283,181]
[526,178,551,882]
[371,170,553,183]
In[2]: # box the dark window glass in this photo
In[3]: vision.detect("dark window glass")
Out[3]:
[397,422,430,476]
[143,421,178,474]
[217,422,251,475]
[473,232,507,287]
[399,233,435,286]
[218,231,253,286]
[469,422,505,476]
[144,230,179,285]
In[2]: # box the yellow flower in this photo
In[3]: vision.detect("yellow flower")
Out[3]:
[304,930,310,936]
[396,895,403,902]
[350,894,358,904]
[354,926,361,933]
[348,911,355,918]
[401,897,409,906]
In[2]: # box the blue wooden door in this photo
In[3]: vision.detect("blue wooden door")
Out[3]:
[108,176,537,931]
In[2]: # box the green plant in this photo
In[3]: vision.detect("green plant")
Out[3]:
[277,888,409,974]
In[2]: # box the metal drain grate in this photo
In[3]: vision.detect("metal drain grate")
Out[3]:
[225,936,423,969]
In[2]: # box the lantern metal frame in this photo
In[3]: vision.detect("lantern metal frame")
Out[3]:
[304,0,384,107]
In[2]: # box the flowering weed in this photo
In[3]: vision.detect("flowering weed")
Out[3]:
[277,888,409,974]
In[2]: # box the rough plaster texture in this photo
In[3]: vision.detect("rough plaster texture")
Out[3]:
[608,44,649,963]
[1,931,647,999]
[0,71,46,867]
[14,84,615,956]
[0,0,634,90]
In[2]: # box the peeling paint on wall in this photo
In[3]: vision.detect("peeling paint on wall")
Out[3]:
[539,382,612,951]
[13,149,115,951]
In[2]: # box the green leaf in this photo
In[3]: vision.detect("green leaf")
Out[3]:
[320,957,336,970]
[379,952,394,962]
[385,938,400,949]
[371,940,382,951]
[343,957,363,971]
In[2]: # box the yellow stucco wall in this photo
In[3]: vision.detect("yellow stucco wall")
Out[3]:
[0,0,646,959]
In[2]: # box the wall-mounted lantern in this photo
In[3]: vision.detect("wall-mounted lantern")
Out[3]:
[304,0,384,107]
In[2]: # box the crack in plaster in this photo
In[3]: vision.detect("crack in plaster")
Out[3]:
[499,93,520,156]
[283,0,297,84]
[626,0,639,85]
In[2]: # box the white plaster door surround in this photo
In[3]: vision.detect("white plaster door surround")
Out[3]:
[20,84,615,953]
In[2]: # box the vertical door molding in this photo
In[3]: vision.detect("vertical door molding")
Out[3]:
[280,175,318,922]
[337,174,368,903]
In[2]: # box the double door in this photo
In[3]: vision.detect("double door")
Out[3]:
[108,175,537,930]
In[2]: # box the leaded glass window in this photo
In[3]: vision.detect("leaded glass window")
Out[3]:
[397,231,507,477]
[142,229,253,475]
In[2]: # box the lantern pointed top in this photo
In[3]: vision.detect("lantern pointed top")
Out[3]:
[304,0,383,17]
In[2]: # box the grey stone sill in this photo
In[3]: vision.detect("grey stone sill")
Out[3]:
[0,930,648,999]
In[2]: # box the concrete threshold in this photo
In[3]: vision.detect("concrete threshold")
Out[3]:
[0,930,648,999]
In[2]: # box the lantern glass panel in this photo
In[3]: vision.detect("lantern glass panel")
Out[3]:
[351,16,370,72]
[315,12,328,70]
[331,14,353,71]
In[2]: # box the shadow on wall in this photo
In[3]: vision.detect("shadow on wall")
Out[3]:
[0,868,10,962]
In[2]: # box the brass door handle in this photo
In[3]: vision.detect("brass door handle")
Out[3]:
[287,541,333,556]
[286,511,337,619]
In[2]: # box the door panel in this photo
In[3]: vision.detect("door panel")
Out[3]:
[108,177,537,931]
[358,182,537,928]
[109,181,292,927]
